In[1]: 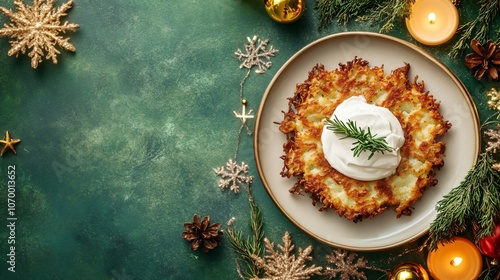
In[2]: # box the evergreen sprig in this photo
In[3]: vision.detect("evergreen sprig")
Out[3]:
[428,152,500,251]
[358,0,414,33]
[226,187,264,279]
[325,116,393,160]
[449,0,499,58]
[315,0,414,32]
[315,0,375,29]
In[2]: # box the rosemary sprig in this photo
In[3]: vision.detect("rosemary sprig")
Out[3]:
[226,187,264,279]
[428,152,500,250]
[325,116,393,160]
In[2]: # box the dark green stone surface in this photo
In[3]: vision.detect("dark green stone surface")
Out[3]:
[0,0,496,279]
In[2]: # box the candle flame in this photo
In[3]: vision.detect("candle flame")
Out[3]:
[428,13,436,24]
[450,257,463,266]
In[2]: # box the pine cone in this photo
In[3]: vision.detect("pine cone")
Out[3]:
[182,214,222,252]
[465,39,500,81]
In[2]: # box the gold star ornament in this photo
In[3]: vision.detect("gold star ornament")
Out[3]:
[0,0,80,69]
[0,131,21,156]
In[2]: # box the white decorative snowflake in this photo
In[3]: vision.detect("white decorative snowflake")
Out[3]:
[235,35,278,74]
[233,100,254,125]
[214,159,253,193]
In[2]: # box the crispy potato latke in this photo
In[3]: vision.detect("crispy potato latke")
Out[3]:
[279,58,451,222]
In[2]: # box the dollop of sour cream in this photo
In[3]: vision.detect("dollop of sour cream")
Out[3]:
[321,96,405,181]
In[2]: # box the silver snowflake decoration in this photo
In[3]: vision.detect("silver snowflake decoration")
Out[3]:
[214,159,253,193]
[233,99,254,125]
[235,35,278,74]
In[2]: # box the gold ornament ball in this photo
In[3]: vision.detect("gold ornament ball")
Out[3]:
[264,0,305,23]
[389,262,429,280]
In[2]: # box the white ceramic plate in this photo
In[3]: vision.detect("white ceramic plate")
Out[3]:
[254,32,480,251]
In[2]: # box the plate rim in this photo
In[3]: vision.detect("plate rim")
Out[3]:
[253,31,481,251]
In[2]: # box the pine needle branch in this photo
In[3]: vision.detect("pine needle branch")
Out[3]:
[428,152,500,250]
[325,116,393,160]
[449,0,499,58]
[315,0,376,28]
[315,0,414,33]
[226,186,264,279]
[357,0,414,33]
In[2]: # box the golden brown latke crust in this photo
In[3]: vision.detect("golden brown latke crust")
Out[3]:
[279,57,451,222]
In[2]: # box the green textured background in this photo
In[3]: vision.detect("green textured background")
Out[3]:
[0,0,496,279]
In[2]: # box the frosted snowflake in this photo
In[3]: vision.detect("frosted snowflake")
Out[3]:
[487,88,500,111]
[233,99,254,125]
[0,0,80,69]
[235,35,278,74]
[214,159,253,193]
[251,231,322,280]
[324,249,370,280]
[485,124,500,154]
[484,125,500,171]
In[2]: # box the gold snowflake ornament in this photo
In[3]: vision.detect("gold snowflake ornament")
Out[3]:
[251,231,322,280]
[487,88,500,111]
[0,0,80,69]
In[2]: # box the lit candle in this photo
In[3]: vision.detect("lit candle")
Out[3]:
[427,237,483,280]
[406,0,459,46]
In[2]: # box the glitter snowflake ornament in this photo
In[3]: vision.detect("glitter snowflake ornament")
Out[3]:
[0,0,80,69]
[251,231,322,280]
[324,249,372,280]
[233,99,254,126]
[487,88,500,112]
[485,124,500,171]
[214,159,253,193]
[485,124,500,154]
[235,35,278,74]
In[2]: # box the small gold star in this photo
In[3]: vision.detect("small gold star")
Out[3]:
[0,131,21,156]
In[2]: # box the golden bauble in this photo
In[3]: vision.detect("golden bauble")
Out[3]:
[389,262,429,280]
[264,0,304,23]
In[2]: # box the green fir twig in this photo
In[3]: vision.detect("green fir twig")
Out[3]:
[428,152,500,250]
[357,0,414,33]
[325,116,393,160]
[226,187,264,279]
[315,0,414,33]
[449,0,499,58]
[315,0,375,28]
